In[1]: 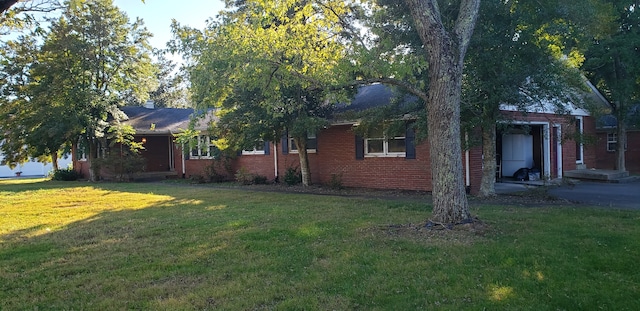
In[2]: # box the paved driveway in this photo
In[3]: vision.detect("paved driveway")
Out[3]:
[547,181,640,209]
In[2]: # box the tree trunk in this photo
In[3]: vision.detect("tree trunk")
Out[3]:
[479,125,497,197]
[88,140,98,182]
[426,54,471,224]
[616,117,627,172]
[294,137,311,186]
[405,0,479,225]
[51,151,59,171]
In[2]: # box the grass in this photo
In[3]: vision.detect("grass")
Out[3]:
[1,178,639,310]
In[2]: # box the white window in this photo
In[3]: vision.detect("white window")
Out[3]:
[365,126,406,157]
[242,140,266,155]
[607,133,617,152]
[190,135,217,159]
[77,147,87,162]
[607,133,627,152]
[575,117,584,164]
[289,132,317,153]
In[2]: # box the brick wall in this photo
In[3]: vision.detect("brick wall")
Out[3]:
[595,130,640,174]
[221,112,594,193]
[230,125,483,194]
[165,111,596,192]
[313,125,433,191]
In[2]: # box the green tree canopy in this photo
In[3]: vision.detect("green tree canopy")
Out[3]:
[0,0,156,177]
[172,0,355,186]
[583,0,640,172]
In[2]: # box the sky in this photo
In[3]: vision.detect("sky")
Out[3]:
[113,0,226,50]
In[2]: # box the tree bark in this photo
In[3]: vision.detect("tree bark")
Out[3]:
[88,139,98,182]
[294,137,311,186]
[425,51,471,224]
[405,0,479,224]
[479,125,497,197]
[616,113,627,172]
[51,151,59,171]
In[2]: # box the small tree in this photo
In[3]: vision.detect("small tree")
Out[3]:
[92,124,145,181]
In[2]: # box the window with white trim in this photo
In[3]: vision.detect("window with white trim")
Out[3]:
[242,140,266,155]
[365,126,406,157]
[190,135,217,159]
[575,117,584,164]
[289,132,316,153]
[607,133,627,152]
[607,133,617,152]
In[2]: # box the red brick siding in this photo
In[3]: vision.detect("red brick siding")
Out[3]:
[595,130,640,174]
[312,125,434,191]
[234,152,277,180]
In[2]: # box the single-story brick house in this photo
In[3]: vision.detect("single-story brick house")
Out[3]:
[73,85,602,193]
[233,84,598,194]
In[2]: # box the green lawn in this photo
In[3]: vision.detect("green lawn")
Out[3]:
[1,179,638,310]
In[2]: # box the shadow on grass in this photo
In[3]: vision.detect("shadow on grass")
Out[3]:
[2,180,640,310]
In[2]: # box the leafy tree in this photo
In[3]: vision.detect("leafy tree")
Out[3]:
[0,0,156,180]
[463,0,587,197]
[355,0,480,225]
[583,0,640,172]
[93,123,146,181]
[172,0,354,186]
[147,50,191,108]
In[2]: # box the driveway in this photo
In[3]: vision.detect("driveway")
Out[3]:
[547,181,640,209]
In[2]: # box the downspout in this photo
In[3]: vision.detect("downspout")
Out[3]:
[273,141,279,183]
[181,143,186,178]
[465,133,471,193]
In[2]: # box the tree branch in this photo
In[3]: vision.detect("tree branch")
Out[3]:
[342,77,428,101]
[454,0,481,61]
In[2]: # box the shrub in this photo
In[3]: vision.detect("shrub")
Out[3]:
[284,167,302,186]
[235,167,254,185]
[51,168,79,181]
[205,161,230,183]
[253,175,268,184]
[93,152,146,181]
[328,173,344,190]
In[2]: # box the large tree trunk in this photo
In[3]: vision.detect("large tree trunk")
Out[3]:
[479,125,497,197]
[616,116,627,172]
[406,0,479,225]
[425,53,471,224]
[51,151,59,171]
[294,137,311,186]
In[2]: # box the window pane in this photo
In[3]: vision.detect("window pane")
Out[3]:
[388,138,406,153]
[367,139,384,153]
[307,137,317,150]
